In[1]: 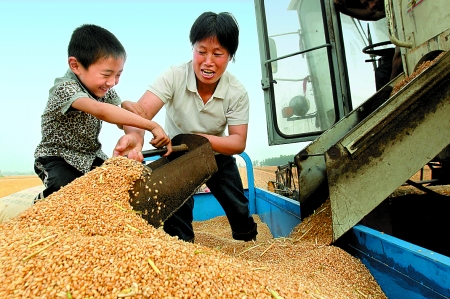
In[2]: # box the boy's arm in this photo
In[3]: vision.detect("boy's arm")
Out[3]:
[127,90,166,120]
[71,97,170,149]
[114,91,171,160]
[121,100,149,119]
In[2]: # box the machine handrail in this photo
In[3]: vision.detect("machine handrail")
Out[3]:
[238,152,256,210]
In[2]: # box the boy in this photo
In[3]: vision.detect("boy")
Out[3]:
[34,24,170,200]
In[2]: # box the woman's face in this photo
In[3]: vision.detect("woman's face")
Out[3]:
[192,36,230,88]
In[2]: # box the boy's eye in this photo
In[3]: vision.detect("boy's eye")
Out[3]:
[214,53,223,57]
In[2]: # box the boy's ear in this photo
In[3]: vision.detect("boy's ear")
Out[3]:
[68,57,81,75]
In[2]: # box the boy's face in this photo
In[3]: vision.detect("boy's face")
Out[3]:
[70,56,124,98]
[192,36,230,89]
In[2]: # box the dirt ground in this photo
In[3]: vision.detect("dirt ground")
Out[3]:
[0,165,431,198]
[0,166,279,198]
[0,175,43,197]
[239,166,278,189]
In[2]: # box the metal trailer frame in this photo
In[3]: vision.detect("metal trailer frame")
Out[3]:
[192,152,450,299]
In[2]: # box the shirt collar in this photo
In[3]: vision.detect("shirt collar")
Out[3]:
[65,69,100,100]
[186,61,228,100]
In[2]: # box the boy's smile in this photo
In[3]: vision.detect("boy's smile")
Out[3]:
[70,56,125,98]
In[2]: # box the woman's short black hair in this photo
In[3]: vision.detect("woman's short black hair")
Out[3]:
[68,24,126,69]
[189,12,239,61]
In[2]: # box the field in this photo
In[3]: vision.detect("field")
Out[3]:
[0,165,431,198]
[239,166,278,189]
[0,167,279,198]
[0,175,43,198]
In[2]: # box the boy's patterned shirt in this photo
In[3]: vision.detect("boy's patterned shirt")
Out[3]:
[34,70,121,173]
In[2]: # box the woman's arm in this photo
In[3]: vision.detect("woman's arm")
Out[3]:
[198,124,248,156]
[113,128,145,161]
[113,91,172,159]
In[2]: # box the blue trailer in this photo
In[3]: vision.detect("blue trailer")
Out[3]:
[148,1,450,297]
[193,152,450,299]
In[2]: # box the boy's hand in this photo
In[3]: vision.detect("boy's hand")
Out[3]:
[149,125,172,156]
[113,134,144,162]
[121,100,148,119]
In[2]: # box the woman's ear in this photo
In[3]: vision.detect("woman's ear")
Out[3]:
[68,57,81,74]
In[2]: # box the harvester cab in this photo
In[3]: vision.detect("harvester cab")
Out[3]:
[254,0,450,241]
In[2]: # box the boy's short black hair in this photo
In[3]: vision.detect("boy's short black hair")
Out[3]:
[189,12,239,61]
[68,24,126,69]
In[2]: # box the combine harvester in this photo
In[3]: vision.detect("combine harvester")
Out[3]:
[1,1,449,297]
[192,0,450,298]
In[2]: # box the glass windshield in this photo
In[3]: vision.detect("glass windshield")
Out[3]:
[263,0,335,137]
[260,0,394,142]
[340,16,392,107]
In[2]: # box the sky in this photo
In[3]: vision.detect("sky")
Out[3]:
[0,0,303,173]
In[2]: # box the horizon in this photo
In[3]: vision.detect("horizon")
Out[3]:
[0,0,304,173]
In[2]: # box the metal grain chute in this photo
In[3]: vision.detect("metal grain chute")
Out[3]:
[129,134,218,227]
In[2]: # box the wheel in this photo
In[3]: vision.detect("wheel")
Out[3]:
[362,41,395,57]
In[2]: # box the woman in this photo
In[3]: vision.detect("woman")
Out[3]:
[115,11,258,243]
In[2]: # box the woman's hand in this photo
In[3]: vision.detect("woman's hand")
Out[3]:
[113,134,144,162]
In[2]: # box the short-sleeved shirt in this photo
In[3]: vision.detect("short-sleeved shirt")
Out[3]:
[148,61,249,138]
[34,69,121,173]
